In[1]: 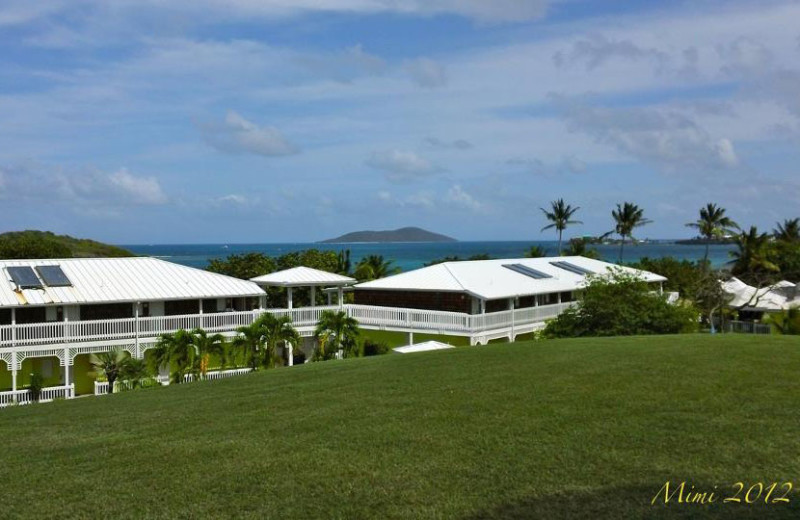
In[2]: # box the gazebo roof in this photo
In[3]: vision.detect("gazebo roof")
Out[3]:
[250,266,356,288]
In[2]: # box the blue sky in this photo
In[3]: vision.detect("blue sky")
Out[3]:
[1,0,799,244]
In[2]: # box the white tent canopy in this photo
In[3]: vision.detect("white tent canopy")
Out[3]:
[250,266,355,309]
[721,277,799,311]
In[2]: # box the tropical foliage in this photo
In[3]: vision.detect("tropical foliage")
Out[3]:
[354,255,399,281]
[764,307,800,335]
[563,238,600,259]
[524,245,548,258]
[611,202,652,262]
[540,199,582,255]
[0,230,133,260]
[685,203,739,263]
[425,254,490,266]
[91,349,135,393]
[729,226,780,285]
[314,310,360,360]
[150,329,198,384]
[543,270,698,338]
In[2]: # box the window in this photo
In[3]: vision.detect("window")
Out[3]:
[141,302,150,317]
[56,306,64,322]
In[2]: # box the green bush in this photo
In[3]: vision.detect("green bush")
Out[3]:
[543,270,699,338]
[362,339,390,356]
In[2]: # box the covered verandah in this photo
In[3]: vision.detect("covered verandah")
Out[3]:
[250,266,356,309]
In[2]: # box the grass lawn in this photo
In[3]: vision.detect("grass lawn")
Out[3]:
[1,334,799,519]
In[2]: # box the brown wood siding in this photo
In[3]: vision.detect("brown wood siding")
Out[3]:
[354,290,471,313]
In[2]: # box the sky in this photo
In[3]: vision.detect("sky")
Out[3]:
[1,0,799,244]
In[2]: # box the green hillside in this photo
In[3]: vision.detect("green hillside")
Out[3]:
[0,230,133,259]
[1,335,799,519]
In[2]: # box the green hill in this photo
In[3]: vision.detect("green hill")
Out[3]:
[2,334,799,519]
[320,226,457,243]
[0,230,133,259]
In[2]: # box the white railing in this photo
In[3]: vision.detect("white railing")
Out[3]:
[723,320,773,335]
[0,302,574,350]
[0,384,74,407]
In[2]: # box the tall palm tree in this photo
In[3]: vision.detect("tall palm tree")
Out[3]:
[231,320,266,370]
[773,218,800,243]
[685,203,739,264]
[189,328,227,378]
[314,310,360,360]
[354,255,399,281]
[150,329,197,383]
[729,226,779,280]
[540,199,582,255]
[257,313,302,368]
[90,349,130,394]
[611,202,652,263]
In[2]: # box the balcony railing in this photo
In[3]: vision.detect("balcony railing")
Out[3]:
[0,302,574,350]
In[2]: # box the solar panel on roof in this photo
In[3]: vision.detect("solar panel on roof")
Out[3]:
[36,265,72,287]
[549,261,595,276]
[503,263,553,279]
[7,266,44,289]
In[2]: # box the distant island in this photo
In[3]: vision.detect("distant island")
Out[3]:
[0,230,134,259]
[320,227,457,243]
[675,237,736,245]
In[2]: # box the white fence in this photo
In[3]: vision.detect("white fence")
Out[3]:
[0,384,74,407]
[94,368,253,394]
[722,320,773,335]
[0,302,573,351]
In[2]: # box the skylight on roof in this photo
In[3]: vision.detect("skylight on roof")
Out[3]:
[7,266,44,289]
[549,261,595,276]
[503,263,553,280]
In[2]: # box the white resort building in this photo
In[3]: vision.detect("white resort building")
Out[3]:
[0,255,666,406]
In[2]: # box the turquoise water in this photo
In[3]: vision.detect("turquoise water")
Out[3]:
[123,241,736,272]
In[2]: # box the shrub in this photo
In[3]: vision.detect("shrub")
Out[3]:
[28,372,44,402]
[362,339,390,356]
[543,270,699,338]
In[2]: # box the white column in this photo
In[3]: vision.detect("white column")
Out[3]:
[327,292,332,306]
[287,287,293,310]
[557,292,562,304]
[480,299,486,314]
[337,287,344,307]
[134,303,140,357]
[508,299,514,310]
[287,342,294,367]
[408,331,414,345]
[11,308,17,403]
[63,348,72,398]
[310,286,316,307]
[198,299,203,314]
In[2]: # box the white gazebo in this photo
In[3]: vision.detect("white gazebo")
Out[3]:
[250,266,356,308]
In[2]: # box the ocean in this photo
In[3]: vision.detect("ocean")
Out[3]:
[123,241,737,272]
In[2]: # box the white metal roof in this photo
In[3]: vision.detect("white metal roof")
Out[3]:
[250,266,355,287]
[721,277,799,311]
[354,256,667,301]
[0,257,264,308]
[393,341,455,354]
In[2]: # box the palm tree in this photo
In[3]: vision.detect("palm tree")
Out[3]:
[90,349,130,394]
[354,255,399,281]
[231,320,266,370]
[189,328,227,378]
[150,329,197,384]
[729,226,779,281]
[764,307,800,335]
[336,249,352,275]
[685,203,739,263]
[611,202,652,262]
[119,358,151,390]
[540,199,582,255]
[314,310,360,360]
[257,313,302,368]
[773,218,800,243]
[524,245,547,258]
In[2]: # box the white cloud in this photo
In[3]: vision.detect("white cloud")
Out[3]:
[506,155,587,175]
[0,163,168,208]
[552,96,740,171]
[553,34,670,72]
[405,58,448,88]
[444,184,485,212]
[365,149,443,182]
[201,111,299,157]
[108,169,168,205]
[424,137,473,150]
[297,44,386,83]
